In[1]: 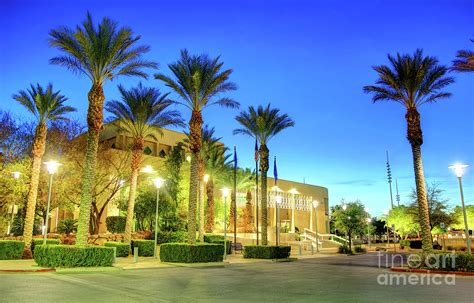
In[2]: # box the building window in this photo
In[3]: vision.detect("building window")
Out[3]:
[159,149,167,158]
[144,146,153,155]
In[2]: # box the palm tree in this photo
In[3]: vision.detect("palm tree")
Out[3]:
[105,83,183,243]
[13,84,75,257]
[234,104,294,245]
[49,13,157,245]
[363,49,454,253]
[155,50,238,243]
[452,40,474,72]
[204,145,231,232]
[225,168,254,232]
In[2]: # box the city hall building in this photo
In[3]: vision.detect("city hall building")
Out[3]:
[49,123,329,239]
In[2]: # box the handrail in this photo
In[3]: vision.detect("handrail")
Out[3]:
[303,228,348,245]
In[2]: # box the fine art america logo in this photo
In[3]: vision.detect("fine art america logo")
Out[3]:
[376,252,456,286]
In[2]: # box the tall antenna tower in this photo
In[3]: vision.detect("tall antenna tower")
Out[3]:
[386,151,394,209]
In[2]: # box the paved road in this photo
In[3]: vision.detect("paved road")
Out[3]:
[1,253,472,302]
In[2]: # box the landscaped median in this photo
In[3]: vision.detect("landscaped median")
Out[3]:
[34,245,114,267]
[243,245,291,259]
[391,252,474,276]
[160,243,224,263]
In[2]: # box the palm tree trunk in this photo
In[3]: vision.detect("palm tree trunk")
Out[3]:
[406,108,432,253]
[259,144,269,245]
[22,123,47,258]
[188,110,202,244]
[76,83,105,246]
[198,159,205,242]
[205,179,215,232]
[124,140,143,243]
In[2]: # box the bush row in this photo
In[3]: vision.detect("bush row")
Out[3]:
[408,253,474,272]
[156,231,187,244]
[243,245,291,259]
[0,240,24,260]
[131,240,155,257]
[204,234,231,254]
[31,239,60,253]
[34,245,114,267]
[160,243,224,263]
[104,242,130,257]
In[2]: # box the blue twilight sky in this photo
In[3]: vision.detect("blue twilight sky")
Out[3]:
[1,0,473,216]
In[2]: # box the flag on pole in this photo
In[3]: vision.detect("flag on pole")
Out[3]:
[254,138,259,162]
[234,146,238,168]
[273,156,278,185]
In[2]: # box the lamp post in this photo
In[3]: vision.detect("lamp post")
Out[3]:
[199,174,209,242]
[276,196,282,246]
[43,161,61,245]
[449,163,471,255]
[221,188,230,260]
[152,177,164,258]
[313,200,319,253]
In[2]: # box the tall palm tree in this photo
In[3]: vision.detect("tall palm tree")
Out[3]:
[204,145,231,232]
[452,40,474,72]
[13,84,75,257]
[105,83,183,243]
[363,49,454,253]
[49,13,157,245]
[234,104,294,245]
[155,50,238,243]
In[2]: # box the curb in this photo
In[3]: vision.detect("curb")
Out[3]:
[272,257,298,263]
[0,268,55,273]
[390,267,474,277]
[55,267,123,273]
[161,261,229,268]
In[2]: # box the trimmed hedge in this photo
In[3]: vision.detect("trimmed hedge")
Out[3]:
[156,231,187,244]
[34,245,114,267]
[104,242,130,257]
[160,243,224,263]
[204,234,231,254]
[131,240,155,257]
[31,239,60,253]
[243,245,291,259]
[408,253,474,272]
[0,240,24,260]
[106,216,126,233]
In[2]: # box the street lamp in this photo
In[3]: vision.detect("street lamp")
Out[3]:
[43,161,61,245]
[449,163,471,255]
[221,188,230,260]
[199,174,209,242]
[275,196,282,246]
[313,200,319,253]
[153,177,164,258]
[141,165,155,174]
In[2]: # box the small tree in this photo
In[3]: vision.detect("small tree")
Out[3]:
[450,205,474,230]
[332,201,368,252]
[384,206,419,239]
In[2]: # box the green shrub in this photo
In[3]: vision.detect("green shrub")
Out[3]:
[57,219,77,235]
[34,245,114,267]
[408,253,474,272]
[131,240,155,257]
[243,246,291,259]
[354,246,367,253]
[156,231,187,244]
[409,240,422,249]
[160,243,224,263]
[31,239,60,253]
[104,242,130,257]
[106,216,126,233]
[0,240,24,260]
[338,245,352,254]
[399,240,410,248]
[203,234,231,254]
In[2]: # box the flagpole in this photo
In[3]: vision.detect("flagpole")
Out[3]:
[233,146,237,254]
[255,139,259,246]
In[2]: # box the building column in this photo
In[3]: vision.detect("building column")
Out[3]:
[309,205,313,232]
